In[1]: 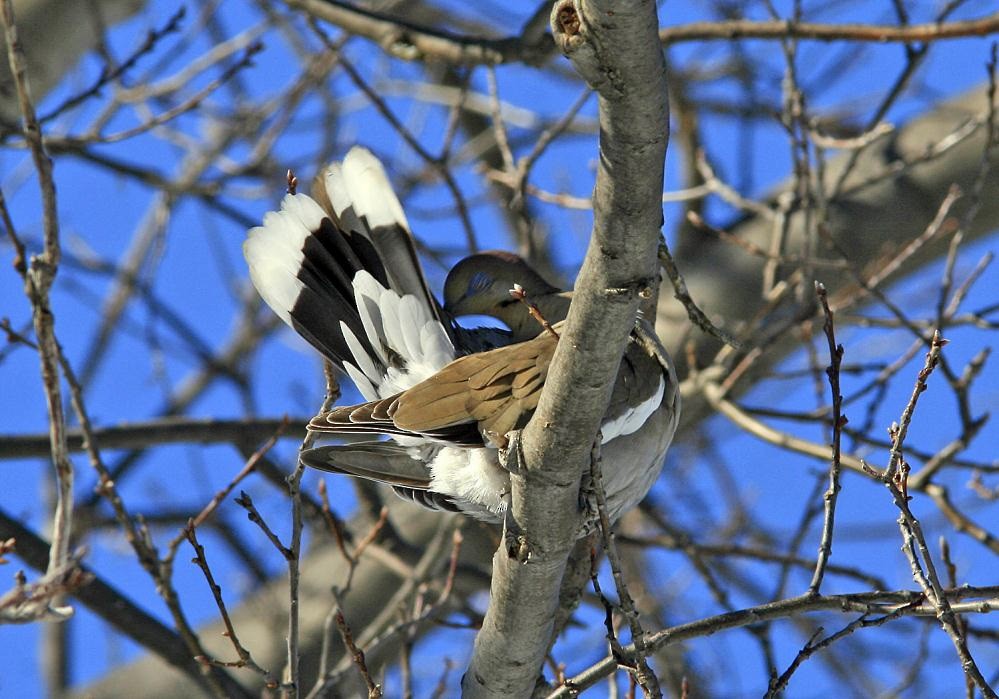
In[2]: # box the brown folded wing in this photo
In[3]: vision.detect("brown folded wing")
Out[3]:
[310,331,557,446]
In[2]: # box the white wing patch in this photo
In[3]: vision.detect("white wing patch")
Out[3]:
[343,361,378,403]
[321,162,364,234]
[600,375,665,443]
[397,295,425,360]
[345,272,455,398]
[419,322,454,375]
[341,147,411,231]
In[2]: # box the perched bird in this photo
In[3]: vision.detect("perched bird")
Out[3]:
[243,147,680,526]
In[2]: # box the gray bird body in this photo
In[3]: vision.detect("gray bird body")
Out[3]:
[244,146,680,527]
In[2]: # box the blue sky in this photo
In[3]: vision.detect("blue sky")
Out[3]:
[1,0,998,696]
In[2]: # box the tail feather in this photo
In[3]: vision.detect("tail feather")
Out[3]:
[298,442,466,514]
[353,272,391,367]
[299,442,431,489]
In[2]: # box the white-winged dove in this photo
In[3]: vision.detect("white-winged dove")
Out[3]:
[243,147,680,525]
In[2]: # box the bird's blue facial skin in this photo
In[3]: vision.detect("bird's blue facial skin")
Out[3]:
[468,271,492,296]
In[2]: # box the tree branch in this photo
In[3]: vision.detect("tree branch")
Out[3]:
[0,508,252,697]
[463,1,670,695]
[659,13,999,44]
[0,417,307,458]
[548,585,999,696]
[286,0,553,65]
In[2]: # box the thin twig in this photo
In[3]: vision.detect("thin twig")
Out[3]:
[509,283,560,340]
[658,14,999,44]
[234,491,291,559]
[2,0,75,602]
[548,585,999,697]
[38,7,187,123]
[185,524,279,687]
[331,593,384,698]
[877,333,996,698]
[658,237,741,349]
[588,439,661,698]
[807,283,845,595]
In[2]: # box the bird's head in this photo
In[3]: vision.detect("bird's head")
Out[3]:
[443,251,569,340]
[443,251,555,316]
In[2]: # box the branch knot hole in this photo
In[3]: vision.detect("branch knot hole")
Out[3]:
[555,2,581,37]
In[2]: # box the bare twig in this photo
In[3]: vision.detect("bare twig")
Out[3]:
[876,334,997,698]
[807,283,845,595]
[587,440,661,697]
[234,491,291,559]
[657,237,741,350]
[766,600,921,696]
[38,7,187,123]
[2,0,75,611]
[185,524,279,687]
[659,13,999,45]
[0,417,308,459]
[509,283,560,340]
[547,586,999,697]
[0,554,89,623]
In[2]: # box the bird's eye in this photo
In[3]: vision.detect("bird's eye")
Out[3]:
[468,271,491,294]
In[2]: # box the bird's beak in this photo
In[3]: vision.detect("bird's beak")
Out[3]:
[443,293,467,317]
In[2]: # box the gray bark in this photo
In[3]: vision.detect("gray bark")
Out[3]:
[463,0,670,695]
